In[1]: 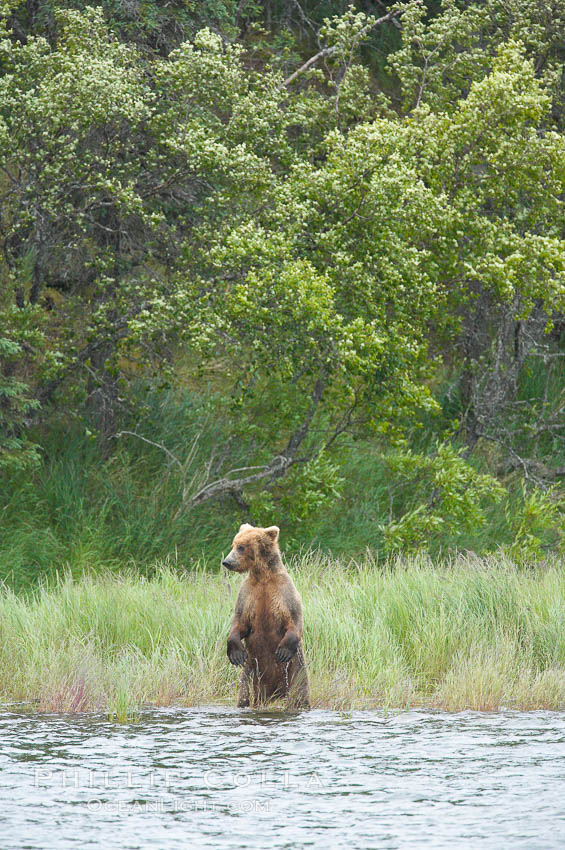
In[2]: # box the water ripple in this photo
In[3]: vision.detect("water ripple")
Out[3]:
[1,707,564,849]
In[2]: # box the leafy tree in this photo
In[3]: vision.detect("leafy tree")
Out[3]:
[1,0,564,556]
[390,5,565,488]
[0,333,41,471]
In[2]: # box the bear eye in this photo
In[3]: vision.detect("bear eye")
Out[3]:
[237,545,245,553]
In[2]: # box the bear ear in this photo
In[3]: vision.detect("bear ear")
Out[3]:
[264,526,280,543]
[239,523,254,533]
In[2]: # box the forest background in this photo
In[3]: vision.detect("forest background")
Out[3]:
[1,0,565,589]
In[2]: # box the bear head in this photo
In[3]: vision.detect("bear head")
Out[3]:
[222,523,280,573]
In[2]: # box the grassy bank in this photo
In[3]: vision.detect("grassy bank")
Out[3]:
[1,554,564,718]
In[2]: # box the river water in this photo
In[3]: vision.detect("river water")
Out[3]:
[1,707,564,849]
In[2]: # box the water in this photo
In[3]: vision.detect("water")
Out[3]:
[1,707,564,849]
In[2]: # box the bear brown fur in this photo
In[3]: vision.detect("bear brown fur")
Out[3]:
[223,524,310,709]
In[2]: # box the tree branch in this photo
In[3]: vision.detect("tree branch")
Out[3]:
[279,9,401,88]
[188,454,292,507]
[185,375,327,510]
[114,430,185,473]
[284,376,325,456]
[474,430,564,489]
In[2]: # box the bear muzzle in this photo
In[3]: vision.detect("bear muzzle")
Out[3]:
[222,553,238,570]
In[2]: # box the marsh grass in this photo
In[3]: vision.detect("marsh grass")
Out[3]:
[0,553,564,718]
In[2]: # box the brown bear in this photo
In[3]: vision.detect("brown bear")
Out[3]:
[223,524,310,709]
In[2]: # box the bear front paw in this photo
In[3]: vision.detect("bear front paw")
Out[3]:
[227,642,247,667]
[275,644,295,663]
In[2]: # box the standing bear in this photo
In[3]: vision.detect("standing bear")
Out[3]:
[223,524,310,709]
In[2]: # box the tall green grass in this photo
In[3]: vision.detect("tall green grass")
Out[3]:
[0,410,239,589]
[1,417,558,591]
[1,553,563,717]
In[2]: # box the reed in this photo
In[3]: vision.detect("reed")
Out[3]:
[0,553,563,718]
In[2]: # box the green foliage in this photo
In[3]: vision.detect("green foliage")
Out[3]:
[0,300,45,471]
[504,484,565,562]
[4,0,246,51]
[0,334,40,471]
[250,451,345,526]
[381,443,505,553]
[1,0,565,569]
[2,378,564,589]
[388,0,491,111]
